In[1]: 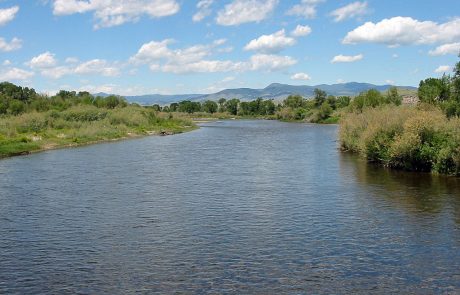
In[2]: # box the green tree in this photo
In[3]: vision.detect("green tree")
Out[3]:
[263,99,276,115]
[351,89,386,112]
[225,98,239,115]
[452,54,460,102]
[418,76,450,104]
[8,100,25,115]
[385,87,402,106]
[218,98,226,112]
[314,88,327,107]
[284,95,304,108]
[203,100,218,113]
[336,96,351,108]
[169,103,179,112]
[318,102,333,120]
[326,95,337,110]
[178,100,201,113]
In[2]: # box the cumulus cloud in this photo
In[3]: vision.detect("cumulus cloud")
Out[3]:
[52,0,180,28]
[249,54,297,71]
[162,60,244,74]
[291,72,311,80]
[429,42,460,56]
[330,1,368,22]
[286,0,324,19]
[434,65,452,73]
[131,39,296,74]
[28,52,57,69]
[193,0,213,22]
[0,6,19,26]
[291,25,312,37]
[0,67,34,81]
[0,37,22,52]
[244,29,296,53]
[385,79,395,85]
[40,66,73,79]
[343,17,460,46]
[331,54,363,63]
[74,59,121,76]
[216,0,278,26]
[26,52,122,79]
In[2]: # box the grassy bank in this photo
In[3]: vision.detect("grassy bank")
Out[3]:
[0,105,195,158]
[340,105,460,176]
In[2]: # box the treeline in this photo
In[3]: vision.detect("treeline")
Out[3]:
[155,86,402,123]
[151,98,276,116]
[0,82,128,115]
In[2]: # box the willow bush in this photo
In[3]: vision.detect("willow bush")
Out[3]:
[340,105,460,176]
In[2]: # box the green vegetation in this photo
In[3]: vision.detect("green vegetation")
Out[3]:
[340,56,460,176]
[0,82,194,158]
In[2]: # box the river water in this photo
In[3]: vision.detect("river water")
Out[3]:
[0,120,459,294]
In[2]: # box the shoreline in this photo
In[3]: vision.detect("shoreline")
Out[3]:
[0,126,198,161]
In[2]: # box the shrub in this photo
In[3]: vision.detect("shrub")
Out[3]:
[340,105,460,176]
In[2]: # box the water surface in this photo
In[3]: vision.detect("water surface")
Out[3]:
[0,120,459,294]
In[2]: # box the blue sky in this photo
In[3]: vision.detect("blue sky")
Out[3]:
[0,0,459,95]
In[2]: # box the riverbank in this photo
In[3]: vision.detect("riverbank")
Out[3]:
[339,105,460,176]
[0,105,196,159]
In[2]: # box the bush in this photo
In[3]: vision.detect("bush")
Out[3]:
[62,106,108,122]
[340,105,460,176]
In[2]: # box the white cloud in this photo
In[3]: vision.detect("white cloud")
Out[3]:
[337,78,345,83]
[429,42,460,56]
[77,84,117,94]
[330,1,368,22]
[40,66,73,79]
[131,39,175,62]
[286,0,324,19]
[162,60,244,74]
[249,54,297,71]
[74,59,121,76]
[0,68,34,81]
[216,0,278,26]
[385,79,395,85]
[434,65,452,73]
[244,29,296,53]
[331,54,363,63]
[222,76,235,83]
[2,60,11,66]
[193,0,213,22]
[343,17,460,46]
[27,52,122,79]
[291,72,311,80]
[131,39,296,74]
[65,57,79,64]
[392,54,399,58]
[0,6,19,26]
[204,76,237,93]
[52,0,180,28]
[291,25,312,37]
[0,37,22,52]
[28,52,57,69]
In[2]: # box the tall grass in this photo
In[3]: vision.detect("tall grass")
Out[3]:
[340,105,460,176]
[0,105,195,158]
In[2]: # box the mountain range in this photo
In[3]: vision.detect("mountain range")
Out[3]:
[95,82,417,105]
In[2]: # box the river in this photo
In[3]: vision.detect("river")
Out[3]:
[0,120,459,294]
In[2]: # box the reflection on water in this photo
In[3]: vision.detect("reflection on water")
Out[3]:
[0,120,459,294]
[340,152,460,220]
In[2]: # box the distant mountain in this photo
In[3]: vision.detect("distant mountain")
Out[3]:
[94,82,417,105]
